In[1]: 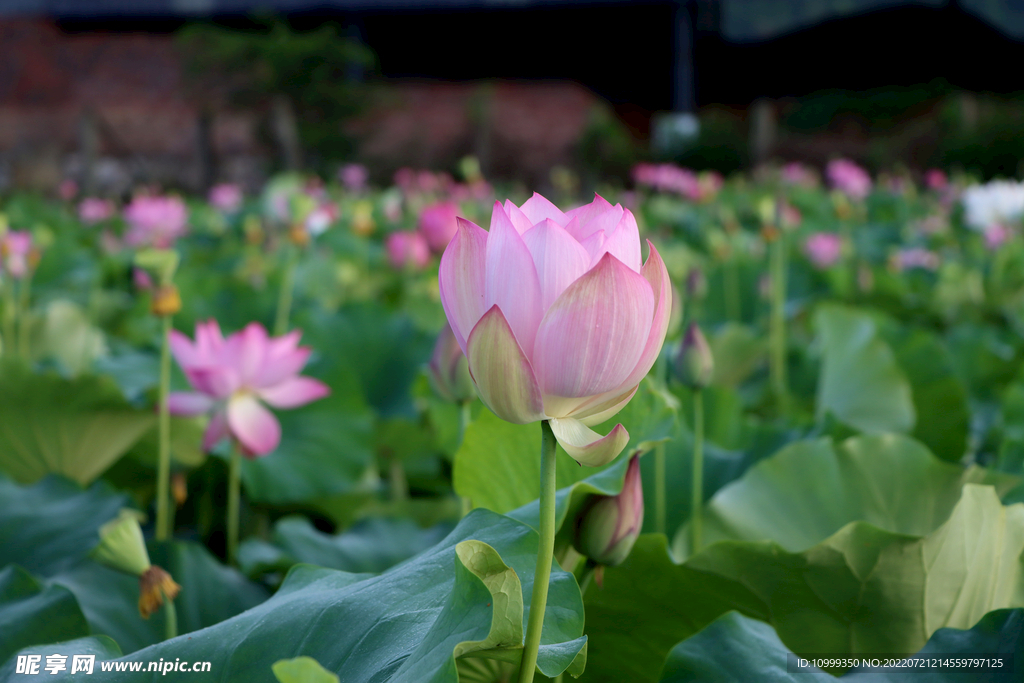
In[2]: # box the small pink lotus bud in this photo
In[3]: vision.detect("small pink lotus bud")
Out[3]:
[428,323,475,403]
[418,202,460,253]
[573,454,644,566]
[673,323,714,389]
[385,231,430,270]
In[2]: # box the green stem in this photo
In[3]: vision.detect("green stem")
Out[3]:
[155,315,173,541]
[654,441,666,535]
[17,273,31,358]
[691,389,704,553]
[724,257,741,322]
[517,420,557,683]
[274,246,299,336]
[2,280,15,358]
[769,232,788,414]
[389,456,408,502]
[163,596,178,640]
[459,400,472,444]
[227,442,242,566]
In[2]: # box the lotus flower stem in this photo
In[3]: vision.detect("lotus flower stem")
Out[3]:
[725,257,741,322]
[163,595,178,640]
[518,420,557,683]
[654,441,666,535]
[227,441,242,566]
[274,245,299,336]
[769,229,788,414]
[16,273,31,358]
[156,314,173,541]
[2,281,15,358]
[691,388,704,552]
[459,400,473,444]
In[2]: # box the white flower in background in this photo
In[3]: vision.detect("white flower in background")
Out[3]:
[961,180,1024,230]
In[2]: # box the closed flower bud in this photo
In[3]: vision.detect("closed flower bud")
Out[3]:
[573,454,644,567]
[428,323,476,403]
[674,323,714,389]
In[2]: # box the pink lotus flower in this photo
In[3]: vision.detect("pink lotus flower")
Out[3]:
[827,159,872,199]
[78,198,115,225]
[386,230,431,270]
[781,162,816,187]
[339,163,369,193]
[893,248,940,272]
[925,169,948,191]
[439,193,671,466]
[984,223,1011,250]
[123,195,188,248]
[59,179,78,201]
[209,184,243,213]
[418,202,460,253]
[0,231,35,278]
[167,321,330,456]
[305,203,338,236]
[804,232,843,269]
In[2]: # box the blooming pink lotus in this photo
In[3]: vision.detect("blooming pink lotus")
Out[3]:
[124,195,189,248]
[439,193,671,466]
[804,232,843,269]
[418,201,460,253]
[79,198,115,225]
[209,184,243,213]
[0,231,35,278]
[827,159,872,199]
[167,321,330,456]
[386,230,431,270]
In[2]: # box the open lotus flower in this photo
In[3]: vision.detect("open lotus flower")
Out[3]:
[167,321,330,456]
[439,193,671,467]
[123,195,189,248]
[0,231,36,278]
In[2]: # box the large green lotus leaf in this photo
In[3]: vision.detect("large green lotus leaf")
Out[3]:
[879,323,970,462]
[0,565,89,666]
[39,509,586,682]
[707,323,766,388]
[673,434,1020,557]
[658,609,1023,683]
[814,304,915,434]
[581,485,1024,683]
[238,515,453,576]
[0,636,122,680]
[26,300,108,376]
[0,474,130,576]
[456,380,676,516]
[298,304,435,418]
[241,367,374,504]
[274,657,340,683]
[50,540,268,654]
[0,363,156,485]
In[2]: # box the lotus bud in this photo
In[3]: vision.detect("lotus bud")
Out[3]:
[685,267,707,302]
[573,454,644,567]
[428,322,476,403]
[673,323,714,389]
[90,510,181,618]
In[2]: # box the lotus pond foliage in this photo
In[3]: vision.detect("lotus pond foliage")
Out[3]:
[2,159,1024,681]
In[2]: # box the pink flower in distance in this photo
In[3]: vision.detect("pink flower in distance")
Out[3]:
[893,248,940,272]
[827,159,872,199]
[78,198,115,225]
[418,201,460,253]
[339,163,369,192]
[804,232,842,269]
[168,321,330,457]
[209,183,243,213]
[123,195,188,248]
[984,223,1011,250]
[386,230,431,270]
[59,179,79,201]
[0,231,34,278]
[439,193,671,467]
[925,169,948,191]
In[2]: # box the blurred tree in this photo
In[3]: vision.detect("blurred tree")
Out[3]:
[178,17,375,173]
